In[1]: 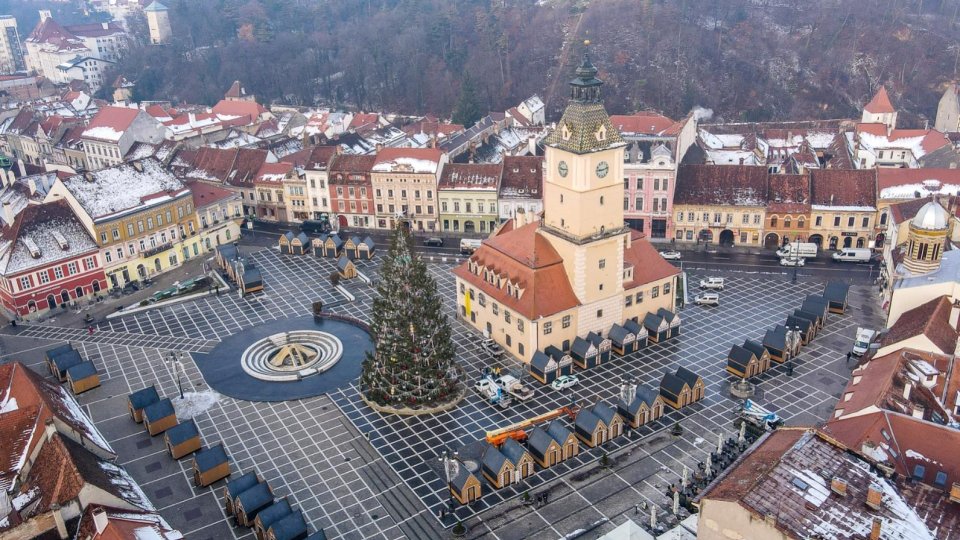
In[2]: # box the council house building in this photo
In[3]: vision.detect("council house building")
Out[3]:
[453,52,680,362]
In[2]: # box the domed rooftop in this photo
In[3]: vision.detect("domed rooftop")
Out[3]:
[912,201,948,230]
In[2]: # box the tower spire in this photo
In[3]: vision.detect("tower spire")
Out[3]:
[570,40,603,102]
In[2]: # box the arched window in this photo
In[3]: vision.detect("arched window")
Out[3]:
[798,217,805,228]
[784,217,791,228]
[770,216,778,227]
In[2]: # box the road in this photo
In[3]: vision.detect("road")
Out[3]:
[670,249,880,283]
[242,220,881,283]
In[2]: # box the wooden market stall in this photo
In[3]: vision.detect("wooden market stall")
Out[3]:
[574,408,608,448]
[254,498,292,540]
[143,398,177,436]
[49,348,82,382]
[608,324,637,356]
[501,438,535,480]
[265,510,308,540]
[823,282,850,314]
[235,481,274,527]
[657,308,681,339]
[570,336,599,370]
[128,385,160,423]
[586,331,612,363]
[224,471,261,516]
[336,255,357,279]
[644,312,670,344]
[527,427,562,468]
[165,419,202,459]
[449,465,482,505]
[66,361,100,394]
[623,319,649,350]
[544,345,574,376]
[726,344,762,379]
[481,444,517,489]
[194,444,231,487]
[617,387,665,428]
[528,350,558,385]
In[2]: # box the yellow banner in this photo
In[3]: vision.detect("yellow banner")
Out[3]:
[464,290,471,316]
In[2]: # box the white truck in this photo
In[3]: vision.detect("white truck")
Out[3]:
[460,238,482,254]
[475,376,512,408]
[853,328,876,356]
[776,242,818,259]
[832,248,872,263]
[495,374,535,401]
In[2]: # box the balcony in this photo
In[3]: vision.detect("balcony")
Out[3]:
[141,242,173,258]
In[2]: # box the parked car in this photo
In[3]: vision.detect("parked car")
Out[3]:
[832,248,872,263]
[779,257,805,267]
[424,237,444,247]
[699,277,725,290]
[694,292,720,306]
[460,238,483,254]
[551,374,579,391]
[481,339,504,358]
[852,328,877,356]
[659,250,682,260]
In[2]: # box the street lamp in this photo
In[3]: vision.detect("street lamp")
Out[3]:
[440,450,460,513]
[791,239,800,284]
[167,351,184,399]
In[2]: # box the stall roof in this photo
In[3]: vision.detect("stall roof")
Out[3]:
[361,236,376,249]
[728,345,756,370]
[52,349,83,372]
[337,255,353,272]
[571,337,596,358]
[269,510,308,540]
[527,427,556,456]
[481,443,510,476]
[785,315,811,332]
[824,281,850,304]
[143,398,175,423]
[608,324,634,345]
[45,343,73,358]
[763,328,787,350]
[675,367,700,389]
[575,408,603,433]
[165,419,199,446]
[128,385,160,410]
[256,499,292,531]
[500,438,530,465]
[544,344,567,361]
[546,420,573,444]
[623,319,645,336]
[590,402,619,426]
[530,351,555,372]
[743,339,767,359]
[226,471,259,500]
[643,312,666,331]
[194,444,229,472]
[449,462,475,490]
[660,372,687,399]
[66,361,97,380]
[236,481,272,513]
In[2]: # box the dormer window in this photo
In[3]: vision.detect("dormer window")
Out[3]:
[595,125,607,142]
[24,237,40,259]
[561,123,572,141]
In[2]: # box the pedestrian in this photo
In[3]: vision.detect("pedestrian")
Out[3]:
[846,351,852,362]
[87,325,94,335]
[635,503,639,515]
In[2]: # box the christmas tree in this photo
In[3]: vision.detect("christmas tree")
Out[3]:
[361,221,460,410]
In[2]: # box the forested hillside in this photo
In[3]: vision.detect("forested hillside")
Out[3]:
[37,0,960,125]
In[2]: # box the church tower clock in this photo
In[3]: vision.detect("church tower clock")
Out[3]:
[542,44,629,333]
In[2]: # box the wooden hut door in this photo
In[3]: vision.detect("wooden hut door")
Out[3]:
[467,485,479,501]
[550,447,559,465]
[597,427,607,445]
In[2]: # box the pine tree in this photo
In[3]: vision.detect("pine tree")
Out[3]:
[452,75,483,128]
[361,221,460,409]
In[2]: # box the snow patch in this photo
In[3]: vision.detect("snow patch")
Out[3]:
[82,125,124,142]
[171,391,220,420]
[880,183,960,199]
[0,396,16,413]
[905,448,942,466]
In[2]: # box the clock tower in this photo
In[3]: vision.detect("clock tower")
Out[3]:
[542,45,629,334]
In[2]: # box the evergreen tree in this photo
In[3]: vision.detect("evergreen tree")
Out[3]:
[361,221,459,409]
[452,75,483,128]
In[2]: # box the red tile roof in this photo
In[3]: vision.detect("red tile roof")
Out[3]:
[75,505,181,540]
[453,222,580,320]
[499,156,543,199]
[674,165,768,206]
[809,169,877,207]
[881,296,958,354]
[82,106,140,141]
[329,154,376,178]
[225,80,245,99]
[302,145,338,170]
[609,112,676,135]
[254,162,292,184]
[623,231,679,288]
[349,112,379,130]
[766,173,810,213]
[439,163,501,190]
[372,147,444,172]
[865,86,896,114]
[823,411,960,490]
[698,428,806,502]
[211,99,265,121]
[877,167,960,191]
[888,198,933,224]
[187,181,236,208]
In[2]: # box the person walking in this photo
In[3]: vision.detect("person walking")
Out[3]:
[87,325,94,335]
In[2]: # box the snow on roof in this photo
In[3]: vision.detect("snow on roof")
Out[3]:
[0,201,99,275]
[61,158,186,220]
[811,205,876,212]
[81,106,140,142]
[98,460,155,510]
[372,148,443,173]
[705,149,757,165]
[880,183,960,199]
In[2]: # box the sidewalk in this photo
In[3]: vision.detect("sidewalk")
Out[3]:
[8,254,214,330]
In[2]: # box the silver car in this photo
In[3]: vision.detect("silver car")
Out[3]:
[694,292,720,306]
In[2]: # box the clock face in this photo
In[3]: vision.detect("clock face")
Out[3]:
[558,161,568,177]
[596,161,609,178]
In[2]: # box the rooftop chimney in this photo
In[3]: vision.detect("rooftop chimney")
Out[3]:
[2,201,14,226]
[913,403,925,419]
[39,10,51,22]
[830,478,848,497]
[870,517,883,540]
[528,135,537,156]
[866,483,883,510]
[93,507,109,534]
[51,503,68,539]
[903,381,912,400]
[27,177,36,196]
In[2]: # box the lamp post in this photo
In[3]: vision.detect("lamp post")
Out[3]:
[440,450,459,514]
[791,240,800,284]
[167,351,184,399]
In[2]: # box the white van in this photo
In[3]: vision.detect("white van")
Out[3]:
[832,248,872,263]
[460,238,483,254]
[776,242,818,259]
[852,328,876,356]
